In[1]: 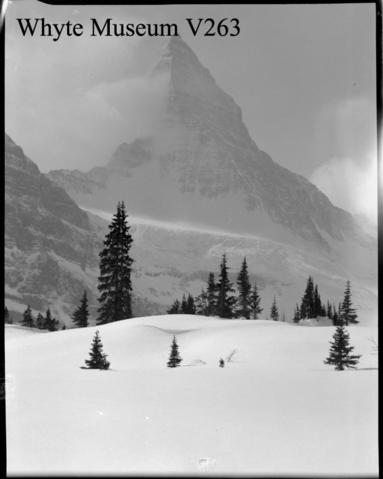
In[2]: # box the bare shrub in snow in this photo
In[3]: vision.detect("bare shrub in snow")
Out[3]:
[226,349,238,363]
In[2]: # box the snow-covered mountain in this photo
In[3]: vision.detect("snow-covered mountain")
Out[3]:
[48,37,370,250]
[5,37,377,324]
[44,36,376,322]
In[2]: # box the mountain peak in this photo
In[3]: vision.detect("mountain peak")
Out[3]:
[154,35,209,80]
[47,38,367,250]
[152,36,242,128]
[160,35,198,60]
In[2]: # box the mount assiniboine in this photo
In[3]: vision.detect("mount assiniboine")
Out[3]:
[6,36,377,324]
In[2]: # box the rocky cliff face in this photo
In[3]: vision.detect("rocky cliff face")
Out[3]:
[48,36,367,250]
[5,133,98,321]
[4,134,161,324]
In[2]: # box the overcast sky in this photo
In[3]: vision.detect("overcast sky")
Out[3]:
[5,2,377,223]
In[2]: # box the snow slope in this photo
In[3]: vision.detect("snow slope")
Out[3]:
[6,316,378,475]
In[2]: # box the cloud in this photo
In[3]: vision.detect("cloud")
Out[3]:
[315,97,376,166]
[310,96,377,225]
[5,3,171,172]
[6,67,169,172]
[310,154,377,224]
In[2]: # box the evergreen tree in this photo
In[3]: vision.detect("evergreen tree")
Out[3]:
[300,276,315,318]
[72,290,89,328]
[44,308,59,331]
[340,280,358,325]
[326,301,333,320]
[36,312,45,329]
[299,302,306,320]
[216,254,236,318]
[313,285,322,317]
[84,330,110,369]
[180,294,188,314]
[206,273,217,316]
[22,305,34,327]
[186,294,196,314]
[167,299,181,314]
[4,306,13,324]
[293,303,301,323]
[332,303,340,326]
[324,324,361,370]
[270,297,279,321]
[195,289,208,315]
[236,257,252,319]
[97,201,134,324]
[167,335,182,368]
[250,280,263,319]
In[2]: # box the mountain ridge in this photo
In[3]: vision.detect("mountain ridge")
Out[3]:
[47,36,367,250]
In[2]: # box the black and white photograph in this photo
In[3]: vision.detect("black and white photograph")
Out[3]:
[4,1,379,476]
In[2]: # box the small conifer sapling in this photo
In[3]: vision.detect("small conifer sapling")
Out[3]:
[270,297,279,321]
[324,324,361,370]
[84,330,110,370]
[167,335,182,368]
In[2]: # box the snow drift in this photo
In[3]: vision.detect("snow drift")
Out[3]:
[6,315,378,475]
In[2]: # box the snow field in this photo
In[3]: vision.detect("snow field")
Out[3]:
[5,315,378,475]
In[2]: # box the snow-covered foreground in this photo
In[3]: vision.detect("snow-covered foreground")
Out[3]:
[5,316,378,475]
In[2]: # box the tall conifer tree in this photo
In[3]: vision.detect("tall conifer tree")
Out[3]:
[300,276,314,318]
[36,312,45,329]
[206,273,217,316]
[186,294,196,314]
[44,308,59,331]
[250,280,263,319]
[72,290,89,327]
[180,294,188,314]
[22,305,34,327]
[97,201,134,324]
[216,254,236,318]
[313,285,322,317]
[332,302,340,326]
[5,306,13,324]
[195,289,208,315]
[340,280,358,325]
[236,257,251,319]
[167,299,181,314]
